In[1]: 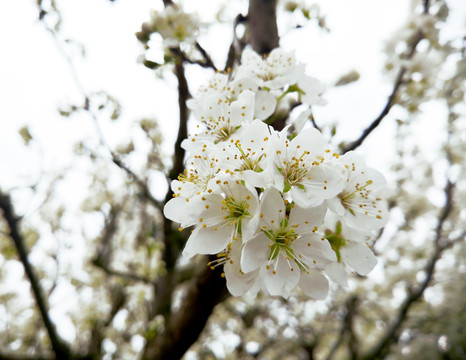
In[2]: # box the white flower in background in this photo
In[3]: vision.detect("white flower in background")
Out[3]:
[241,188,335,298]
[328,151,389,231]
[218,120,274,188]
[150,5,199,47]
[183,90,255,148]
[182,178,260,258]
[271,127,346,207]
[322,213,378,285]
[237,48,302,89]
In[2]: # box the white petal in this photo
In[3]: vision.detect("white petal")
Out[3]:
[298,269,329,299]
[163,197,196,227]
[327,196,345,216]
[242,214,260,242]
[260,188,285,230]
[340,242,377,276]
[254,91,276,120]
[293,234,337,268]
[292,127,325,156]
[241,233,269,273]
[224,243,259,296]
[289,202,327,233]
[325,262,348,287]
[185,225,232,256]
[263,254,300,297]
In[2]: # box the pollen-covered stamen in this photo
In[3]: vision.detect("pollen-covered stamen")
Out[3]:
[207,242,233,270]
[235,142,264,172]
[278,149,315,191]
[338,179,381,216]
[262,218,311,273]
[222,195,250,235]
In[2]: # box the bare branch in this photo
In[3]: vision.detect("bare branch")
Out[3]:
[92,255,153,284]
[325,296,359,360]
[111,155,163,210]
[361,178,460,360]
[342,27,425,153]
[0,191,71,359]
[224,14,248,71]
[435,180,454,247]
[195,42,218,71]
[342,67,407,153]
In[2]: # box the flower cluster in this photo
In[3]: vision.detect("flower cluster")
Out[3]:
[164,47,389,298]
[148,4,199,47]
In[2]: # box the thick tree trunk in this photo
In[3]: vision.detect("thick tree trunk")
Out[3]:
[142,2,280,359]
[247,0,279,54]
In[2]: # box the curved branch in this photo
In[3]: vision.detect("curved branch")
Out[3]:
[0,191,71,359]
[342,28,424,153]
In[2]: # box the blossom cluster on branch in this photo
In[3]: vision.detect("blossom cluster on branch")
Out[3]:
[164,47,389,298]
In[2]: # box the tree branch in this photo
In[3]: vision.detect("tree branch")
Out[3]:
[325,296,359,360]
[0,191,71,359]
[195,42,218,71]
[142,258,228,360]
[92,255,153,284]
[360,175,459,360]
[342,28,425,153]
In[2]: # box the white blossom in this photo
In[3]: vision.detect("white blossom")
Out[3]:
[241,188,335,298]
[182,178,260,258]
[271,127,346,207]
[150,5,199,47]
[328,151,389,231]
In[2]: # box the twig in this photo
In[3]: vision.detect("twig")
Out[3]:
[0,191,71,359]
[342,67,406,153]
[361,238,460,360]
[342,28,425,153]
[40,15,162,211]
[224,14,247,71]
[434,180,454,247]
[111,155,163,210]
[92,256,153,284]
[325,296,359,360]
[195,42,218,71]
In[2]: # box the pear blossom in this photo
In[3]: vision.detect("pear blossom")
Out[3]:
[218,120,274,188]
[183,90,255,149]
[163,141,222,226]
[241,188,335,298]
[162,46,389,299]
[327,151,389,231]
[271,127,346,207]
[237,48,302,89]
[182,178,260,258]
[322,213,378,283]
[149,5,199,47]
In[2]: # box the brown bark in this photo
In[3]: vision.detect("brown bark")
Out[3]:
[142,2,281,359]
[247,0,279,55]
